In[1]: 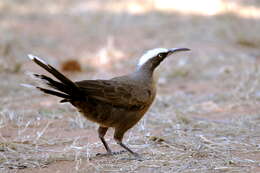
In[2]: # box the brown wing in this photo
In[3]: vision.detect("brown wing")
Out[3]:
[75,80,151,108]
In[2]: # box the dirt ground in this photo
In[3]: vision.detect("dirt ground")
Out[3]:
[1,0,260,172]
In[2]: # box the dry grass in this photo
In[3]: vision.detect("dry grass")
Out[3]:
[0,0,260,172]
[0,99,259,172]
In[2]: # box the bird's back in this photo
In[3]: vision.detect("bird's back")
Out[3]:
[73,73,156,128]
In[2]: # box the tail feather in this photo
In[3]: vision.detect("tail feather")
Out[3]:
[25,54,84,102]
[36,87,72,99]
[28,54,79,91]
[21,83,72,100]
[33,74,73,95]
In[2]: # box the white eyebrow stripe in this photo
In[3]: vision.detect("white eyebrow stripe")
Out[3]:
[137,48,168,67]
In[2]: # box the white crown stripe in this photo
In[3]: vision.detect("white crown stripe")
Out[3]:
[137,48,168,67]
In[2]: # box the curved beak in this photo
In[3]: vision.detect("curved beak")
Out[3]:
[168,48,190,55]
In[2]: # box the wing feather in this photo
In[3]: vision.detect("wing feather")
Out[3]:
[75,80,150,108]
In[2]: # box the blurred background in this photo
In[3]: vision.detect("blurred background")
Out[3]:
[1,0,260,108]
[1,0,260,172]
[1,0,259,75]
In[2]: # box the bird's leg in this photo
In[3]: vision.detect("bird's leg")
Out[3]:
[116,140,139,157]
[114,129,140,158]
[97,126,112,155]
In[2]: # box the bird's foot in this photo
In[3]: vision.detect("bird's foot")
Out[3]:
[132,152,143,161]
[96,150,126,157]
[120,152,143,161]
[96,152,112,157]
[112,150,127,155]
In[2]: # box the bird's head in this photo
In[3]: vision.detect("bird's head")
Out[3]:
[137,48,190,72]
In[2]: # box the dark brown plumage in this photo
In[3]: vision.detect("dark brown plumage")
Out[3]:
[23,48,190,158]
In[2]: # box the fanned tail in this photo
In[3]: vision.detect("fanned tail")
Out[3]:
[23,54,84,102]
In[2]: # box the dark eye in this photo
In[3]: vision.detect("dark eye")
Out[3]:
[158,53,166,58]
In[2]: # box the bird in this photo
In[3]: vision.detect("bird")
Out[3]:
[22,47,190,158]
